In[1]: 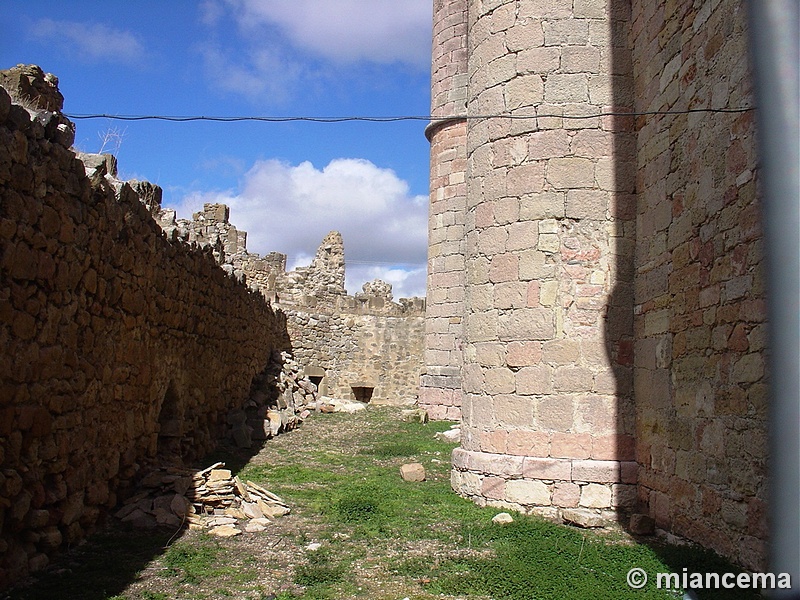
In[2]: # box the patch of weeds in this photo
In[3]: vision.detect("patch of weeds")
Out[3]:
[294,563,346,587]
[140,592,169,600]
[369,441,423,457]
[240,464,342,486]
[161,537,235,584]
[293,547,351,599]
[395,515,762,600]
[333,491,383,524]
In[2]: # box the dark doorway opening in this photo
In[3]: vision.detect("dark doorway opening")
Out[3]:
[351,386,374,403]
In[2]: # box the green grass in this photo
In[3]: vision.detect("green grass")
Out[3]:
[240,407,760,600]
[3,407,761,600]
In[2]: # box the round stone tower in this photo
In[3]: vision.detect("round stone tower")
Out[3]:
[419,0,469,420]
[450,0,637,521]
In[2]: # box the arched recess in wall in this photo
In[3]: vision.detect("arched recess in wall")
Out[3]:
[157,381,184,462]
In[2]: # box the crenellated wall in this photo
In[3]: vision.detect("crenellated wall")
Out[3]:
[0,66,290,586]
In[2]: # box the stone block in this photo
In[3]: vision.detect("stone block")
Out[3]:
[572,460,622,483]
[400,463,426,482]
[516,365,554,395]
[562,508,606,528]
[494,394,535,428]
[469,451,525,478]
[629,513,655,535]
[481,476,507,500]
[498,309,555,341]
[580,483,612,508]
[506,429,550,456]
[547,158,596,189]
[553,482,581,507]
[522,457,572,480]
[506,479,551,505]
[551,432,592,458]
[452,470,482,496]
[536,395,575,432]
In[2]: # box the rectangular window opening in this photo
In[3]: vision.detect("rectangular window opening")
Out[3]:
[351,386,374,404]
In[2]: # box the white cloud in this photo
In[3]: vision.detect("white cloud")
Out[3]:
[31,19,145,64]
[172,158,428,298]
[198,42,306,103]
[197,0,431,104]
[226,0,433,68]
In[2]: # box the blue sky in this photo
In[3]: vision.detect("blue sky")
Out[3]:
[2,1,433,297]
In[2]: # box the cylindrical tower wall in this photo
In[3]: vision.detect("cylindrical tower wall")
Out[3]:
[420,0,469,420]
[452,0,637,520]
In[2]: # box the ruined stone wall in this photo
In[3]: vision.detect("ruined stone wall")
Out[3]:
[0,68,287,585]
[164,205,426,406]
[284,308,425,404]
[272,234,425,406]
[630,0,765,569]
[419,0,469,420]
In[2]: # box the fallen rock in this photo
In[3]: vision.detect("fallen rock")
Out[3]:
[400,463,426,482]
[562,508,606,529]
[115,462,290,534]
[434,427,461,443]
[629,513,655,535]
[492,512,514,525]
[209,525,241,538]
[244,520,268,533]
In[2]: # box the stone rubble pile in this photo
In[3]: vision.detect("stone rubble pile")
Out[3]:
[114,463,290,537]
[228,351,318,449]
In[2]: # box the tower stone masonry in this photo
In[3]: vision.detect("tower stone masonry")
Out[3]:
[423,0,766,570]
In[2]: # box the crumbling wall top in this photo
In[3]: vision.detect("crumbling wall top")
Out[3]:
[0,64,64,111]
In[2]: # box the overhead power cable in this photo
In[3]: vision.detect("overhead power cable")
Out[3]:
[63,106,754,124]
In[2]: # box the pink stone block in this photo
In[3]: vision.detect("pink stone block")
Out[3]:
[551,432,592,459]
[506,341,543,367]
[553,482,581,508]
[489,253,519,283]
[482,476,507,500]
[572,459,623,483]
[522,457,572,480]
[506,429,551,456]
[469,451,524,477]
[591,434,636,460]
[480,430,508,453]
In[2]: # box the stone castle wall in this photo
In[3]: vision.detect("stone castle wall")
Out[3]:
[630,0,765,567]
[272,234,425,405]
[425,0,767,570]
[0,67,291,585]
[160,204,426,406]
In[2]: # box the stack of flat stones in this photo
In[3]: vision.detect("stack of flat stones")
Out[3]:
[114,462,290,537]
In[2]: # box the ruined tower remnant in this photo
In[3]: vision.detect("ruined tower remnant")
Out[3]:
[424,0,766,569]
